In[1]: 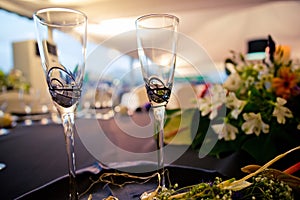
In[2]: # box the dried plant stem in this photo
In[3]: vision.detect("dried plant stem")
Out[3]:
[220,146,300,190]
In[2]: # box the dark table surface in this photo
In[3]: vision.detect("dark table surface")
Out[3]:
[0,112,285,199]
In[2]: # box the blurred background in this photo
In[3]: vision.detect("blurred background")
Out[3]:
[1,0,300,70]
[0,0,300,116]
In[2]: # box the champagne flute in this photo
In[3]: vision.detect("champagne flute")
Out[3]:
[33,8,87,199]
[136,14,179,188]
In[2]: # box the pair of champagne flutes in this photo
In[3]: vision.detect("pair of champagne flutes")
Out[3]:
[33,8,178,199]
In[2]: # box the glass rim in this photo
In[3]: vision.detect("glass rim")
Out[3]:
[33,7,87,27]
[135,13,179,29]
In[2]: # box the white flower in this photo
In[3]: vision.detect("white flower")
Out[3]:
[258,73,273,90]
[259,73,273,83]
[254,63,270,75]
[212,122,239,141]
[244,76,255,88]
[272,97,293,124]
[198,84,226,120]
[226,92,246,119]
[236,64,247,72]
[255,81,264,90]
[297,123,300,130]
[198,96,213,116]
[242,113,269,136]
[223,73,242,92]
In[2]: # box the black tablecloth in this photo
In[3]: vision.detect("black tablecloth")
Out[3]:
[0,122,96,199]
[1,112,292,199]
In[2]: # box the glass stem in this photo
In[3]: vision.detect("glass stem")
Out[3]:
[153,106,166,188]
[61,112,78,200]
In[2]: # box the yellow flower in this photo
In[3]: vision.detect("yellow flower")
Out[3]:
[272,66,297,99]
[274,45,291,65]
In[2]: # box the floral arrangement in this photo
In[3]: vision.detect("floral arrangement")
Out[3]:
[193,36,300,163]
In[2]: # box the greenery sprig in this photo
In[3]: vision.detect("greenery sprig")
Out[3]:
[84,147,299,200]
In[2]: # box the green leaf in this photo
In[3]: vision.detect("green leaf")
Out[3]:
[241,134,277,164]
[191,113,210,149]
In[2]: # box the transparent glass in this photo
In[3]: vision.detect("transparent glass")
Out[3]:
[33,8,87,200]
[136,14,179,188]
